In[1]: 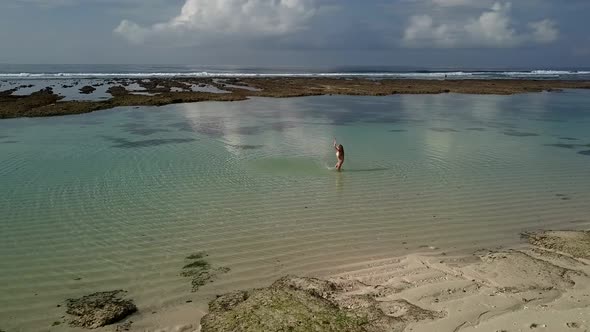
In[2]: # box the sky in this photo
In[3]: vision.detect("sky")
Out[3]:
[0,0,589,68]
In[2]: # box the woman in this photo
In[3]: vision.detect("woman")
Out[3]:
[333,138,344,171]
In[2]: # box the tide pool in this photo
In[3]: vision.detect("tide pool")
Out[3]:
[1,91,590,331]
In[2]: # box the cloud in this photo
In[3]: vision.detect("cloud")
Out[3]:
[115,0,317,45]
[12,0,76,7]
[529,19,558,43]
[431,0,476,7]
[403,2,559,48]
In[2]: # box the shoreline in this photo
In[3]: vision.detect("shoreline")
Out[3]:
[62,229,589,332]
[1,77,590,119]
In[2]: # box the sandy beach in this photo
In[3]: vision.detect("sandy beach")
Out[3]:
[57,230,588,332]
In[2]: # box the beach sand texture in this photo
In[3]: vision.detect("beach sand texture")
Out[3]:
[195,230,590,332]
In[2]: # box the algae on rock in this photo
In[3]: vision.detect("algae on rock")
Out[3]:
[65,290,137,329]
[524,230,590,259]
[201,275,443,332]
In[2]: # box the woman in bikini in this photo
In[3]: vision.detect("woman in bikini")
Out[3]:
[333,138,344,171]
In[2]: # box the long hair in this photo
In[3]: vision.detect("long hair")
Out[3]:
[338,144,344,154]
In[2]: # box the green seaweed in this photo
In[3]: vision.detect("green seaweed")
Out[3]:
[182,260,210,270]
[186,252,208,260]
[181,252,229,292]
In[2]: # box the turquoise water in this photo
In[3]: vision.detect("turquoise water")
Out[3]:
[1,92,590,331]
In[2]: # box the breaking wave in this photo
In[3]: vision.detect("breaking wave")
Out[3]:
[1,70,589,79]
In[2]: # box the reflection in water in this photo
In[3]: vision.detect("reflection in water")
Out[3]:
[176,100,334,159]
[336,171,344,192]
[345,168,390,173]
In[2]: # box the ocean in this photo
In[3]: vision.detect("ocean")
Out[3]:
[1,67,590,331]
[1,64,590,80]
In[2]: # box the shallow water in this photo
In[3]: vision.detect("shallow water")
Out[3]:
[1,91,590,331]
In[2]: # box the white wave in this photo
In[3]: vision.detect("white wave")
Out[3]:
[0,71,476,79]
[0,70,588,79]
[531,70,574,75]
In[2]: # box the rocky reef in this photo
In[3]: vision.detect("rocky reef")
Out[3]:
[1,78,589,119]
[79,85,96,94]
[524,230,590,259]
[200,275,442,332]
[65,290,137,329]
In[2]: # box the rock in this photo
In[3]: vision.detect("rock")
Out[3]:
[79,86,96,94]
[524,230,590,259]
[115,321,133,331]
[65,290,137,329]
[201,275,442,332]
[106,85,128,97]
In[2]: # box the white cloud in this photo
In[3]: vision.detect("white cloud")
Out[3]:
[115,0,317,45]
[431,0,476,7]
[463,2,520,47]
[529,19,558,43]
[403,2,559,48]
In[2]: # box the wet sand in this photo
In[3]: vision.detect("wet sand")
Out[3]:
[1,77,590,119]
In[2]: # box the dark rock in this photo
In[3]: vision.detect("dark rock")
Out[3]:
[79,86,96,94]
[65,290,137,328]
[106,86,128,97]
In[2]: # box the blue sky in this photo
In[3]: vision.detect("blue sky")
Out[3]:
[1,0,588,68]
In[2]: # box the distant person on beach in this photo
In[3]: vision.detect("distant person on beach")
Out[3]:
[333,138,345,171]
